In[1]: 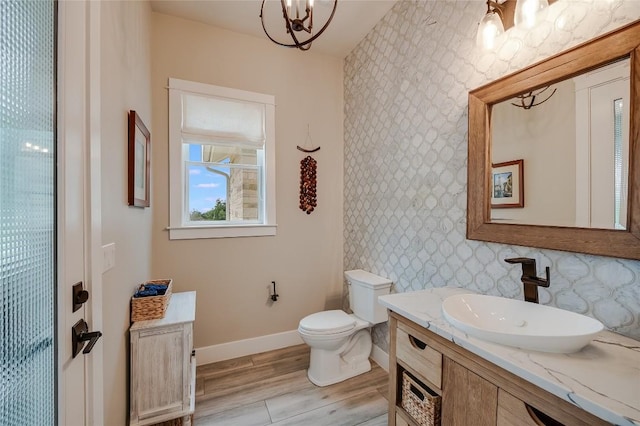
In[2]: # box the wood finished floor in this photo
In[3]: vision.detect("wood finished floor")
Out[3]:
[193,344,389,426]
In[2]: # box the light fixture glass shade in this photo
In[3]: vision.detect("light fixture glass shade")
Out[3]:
[514,0,549,29]
[476,11,505,50]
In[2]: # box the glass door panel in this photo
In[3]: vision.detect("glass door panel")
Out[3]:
[1,1,56,424]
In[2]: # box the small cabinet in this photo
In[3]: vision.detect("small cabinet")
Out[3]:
[130,291,196,426]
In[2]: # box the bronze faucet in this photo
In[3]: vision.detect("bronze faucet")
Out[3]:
[504,257,550,303]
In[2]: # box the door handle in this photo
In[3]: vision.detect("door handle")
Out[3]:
[72,319,102,358]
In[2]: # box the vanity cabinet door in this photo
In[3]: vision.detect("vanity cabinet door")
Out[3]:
[498,389,547,426]
[131,323,191,423]
[442,357,498,426]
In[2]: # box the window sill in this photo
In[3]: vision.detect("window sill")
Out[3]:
[168,224,277,240]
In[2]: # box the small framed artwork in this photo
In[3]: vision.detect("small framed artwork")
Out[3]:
[491,159,524,208]
[128,110,151,208]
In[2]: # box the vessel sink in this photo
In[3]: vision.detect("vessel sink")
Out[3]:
[442,294,604,353]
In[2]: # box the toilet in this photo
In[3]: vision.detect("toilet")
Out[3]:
[298,269,392,386]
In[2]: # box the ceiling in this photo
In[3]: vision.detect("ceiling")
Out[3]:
[150,0,398,57]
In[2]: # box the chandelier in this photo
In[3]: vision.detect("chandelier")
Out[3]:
[260,0,338,51]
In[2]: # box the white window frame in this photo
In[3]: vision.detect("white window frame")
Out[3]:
[168,78,276,239]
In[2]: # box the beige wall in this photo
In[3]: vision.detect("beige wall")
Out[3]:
[150,13,344,348]
[100,1,153,425]
[492,79,576,226]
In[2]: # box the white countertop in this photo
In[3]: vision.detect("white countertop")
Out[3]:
[130,291,196,331]
[379,288,640,426]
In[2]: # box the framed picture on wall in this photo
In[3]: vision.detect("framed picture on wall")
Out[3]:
[491,159,524,208]
[128,110,151,208]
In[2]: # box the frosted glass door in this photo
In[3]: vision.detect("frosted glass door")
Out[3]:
[1,1,56,425]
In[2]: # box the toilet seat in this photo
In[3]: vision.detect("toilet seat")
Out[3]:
[298,310,356,335]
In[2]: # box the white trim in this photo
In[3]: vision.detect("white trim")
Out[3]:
[58,2,91,424]
[168,78,277,239]
[169,224,277,240]
[169,78,275,105]
[370,344,389,372]
[57,3,104,424]
[86,1,104,424]
[195,330,303,366]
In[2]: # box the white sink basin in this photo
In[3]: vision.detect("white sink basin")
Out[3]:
[442,294,604,353]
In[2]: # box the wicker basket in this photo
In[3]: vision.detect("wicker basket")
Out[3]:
[131,279,172,322]
[401,371,441,426]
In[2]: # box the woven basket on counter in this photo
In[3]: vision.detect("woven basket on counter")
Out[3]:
[401,371,441,426]
[131,279,172,322]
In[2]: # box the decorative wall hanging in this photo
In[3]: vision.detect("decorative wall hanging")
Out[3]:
[298,125,320,214]
[128,110,151,208]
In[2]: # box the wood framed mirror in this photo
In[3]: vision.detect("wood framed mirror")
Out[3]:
[467,20,640,260]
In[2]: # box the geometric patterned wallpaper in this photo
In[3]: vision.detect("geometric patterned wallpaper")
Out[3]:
[343,0,640,352]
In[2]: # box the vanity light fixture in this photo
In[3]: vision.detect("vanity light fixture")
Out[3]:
[260,0,338,51]
[476,0,552,50]
[476,1,505,50]
[514,0,550,28]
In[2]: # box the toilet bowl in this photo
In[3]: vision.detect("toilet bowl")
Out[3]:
[298,270,392,386]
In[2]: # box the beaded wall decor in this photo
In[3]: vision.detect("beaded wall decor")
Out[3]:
[297,125,320,214]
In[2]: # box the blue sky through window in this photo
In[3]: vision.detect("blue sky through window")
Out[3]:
[188,144,228,212]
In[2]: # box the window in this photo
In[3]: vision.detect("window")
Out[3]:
[168,78,276,239]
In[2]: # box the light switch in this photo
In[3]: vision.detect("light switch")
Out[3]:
[102,243,116,272]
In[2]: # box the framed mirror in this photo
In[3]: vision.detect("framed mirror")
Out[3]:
[467,20,640,260]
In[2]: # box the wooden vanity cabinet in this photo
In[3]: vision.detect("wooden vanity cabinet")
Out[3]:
[387,312,610,426]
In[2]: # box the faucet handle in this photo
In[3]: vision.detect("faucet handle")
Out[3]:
[542,266,550,286]
[504,257,540,282]
[504,257,536,265]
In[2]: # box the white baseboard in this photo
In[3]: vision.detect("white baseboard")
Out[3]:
[195,329,304,366]
[371,344,389,371]
[195,330,390,373]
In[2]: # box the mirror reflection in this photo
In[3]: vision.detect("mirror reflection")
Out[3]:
[491,57,630,229]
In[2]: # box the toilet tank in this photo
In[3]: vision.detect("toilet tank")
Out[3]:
[344,269,392,324]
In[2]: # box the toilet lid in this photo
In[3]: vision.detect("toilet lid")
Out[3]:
[299,310,356,335]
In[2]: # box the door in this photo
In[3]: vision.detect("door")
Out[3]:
[58,1,103,425]
[574,58,630,229]
[588,78,630,229]
[1,1,100,424]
